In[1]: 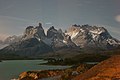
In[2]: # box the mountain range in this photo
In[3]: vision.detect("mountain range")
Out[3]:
[0,23,120,57]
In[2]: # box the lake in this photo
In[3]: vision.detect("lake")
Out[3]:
[0,60,70,80]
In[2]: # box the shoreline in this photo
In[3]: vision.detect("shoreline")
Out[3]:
[17,63,96,80]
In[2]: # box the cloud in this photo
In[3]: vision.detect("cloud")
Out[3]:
[45,22,52,25]
[115,15,120,23]
[0,15,35,22]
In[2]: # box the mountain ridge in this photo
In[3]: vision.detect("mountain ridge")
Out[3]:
[0,23,120,57]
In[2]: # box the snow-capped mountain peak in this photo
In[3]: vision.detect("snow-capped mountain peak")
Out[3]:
[66,24,120,49]
[1,23,120,53]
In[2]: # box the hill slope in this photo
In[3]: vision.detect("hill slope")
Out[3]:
[74,55,120,80]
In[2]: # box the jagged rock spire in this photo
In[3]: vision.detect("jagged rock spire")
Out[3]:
[23,23,46,40]
[39,23,42,27]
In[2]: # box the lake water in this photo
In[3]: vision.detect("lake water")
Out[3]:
[0,60,70,80]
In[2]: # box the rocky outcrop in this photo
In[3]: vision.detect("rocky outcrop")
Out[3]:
[17,63,95,80]
[18,70,63,80]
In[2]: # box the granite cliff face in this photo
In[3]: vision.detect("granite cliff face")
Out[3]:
[22,23,46,40]
[47,26,63,39]
[46,26,77,50]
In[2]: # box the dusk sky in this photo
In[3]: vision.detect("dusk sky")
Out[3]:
[0,0,120,40]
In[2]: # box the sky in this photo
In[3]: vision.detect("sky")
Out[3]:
[0,0,120,40]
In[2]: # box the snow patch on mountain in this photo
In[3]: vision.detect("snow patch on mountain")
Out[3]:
[66,31,79,39]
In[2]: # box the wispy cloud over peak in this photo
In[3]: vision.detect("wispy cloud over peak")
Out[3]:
[45,22,52,25]
[115,15,120,23]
